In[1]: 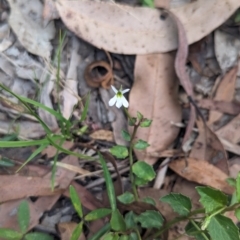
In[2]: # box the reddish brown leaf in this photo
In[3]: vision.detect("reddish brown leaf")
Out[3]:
[129,53,182,165]
[208,66,238,124]
[198,99,240,115]
[169,158,233,194]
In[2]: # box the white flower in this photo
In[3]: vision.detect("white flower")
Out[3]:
[109,85,130,108]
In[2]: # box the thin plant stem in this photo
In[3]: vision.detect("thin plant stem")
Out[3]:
[190,219,210,240]
[124,107,134,125]
[149,208,205,239]
[124,107,139,201]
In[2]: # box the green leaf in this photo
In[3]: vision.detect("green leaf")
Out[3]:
[99,152,117,211]
[125,211,137,229]
[185,221,209,240]
[0,229,22,240]
[230,191,238,205]
[117,192,135,204]
[140,118,152,128]
[160,193,192,216]
[103,232,119,240]
[236,173,240,202]
[0,158,14,167]
[141,0,154,8]
[70,222,83,240]
[84,208,112,221]
[24,232,54,240]
[134,176,149,186]
[69,185,83,218]
[129,232,138,240]
[142,197,156,206]
[121,130,131,142]
[80,93,90,122]
[196,186,228,213]
[235,208,240,221]
[135,210,163,229]
[110,145,129,159]
[226,177,236,187]
[134,140,150,150]
[119,235,129,240]
[17,143,48,172]
[137,112,143,121]
[110,209,126,231]
[88,223,110,240]
[17,200,30,233]
[132,161,155,181]
[207,215,240,240]
[128,117,137,126]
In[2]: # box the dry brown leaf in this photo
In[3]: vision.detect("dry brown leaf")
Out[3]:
[129,53,182,165]
[90,129,114,142]
[190,120,229,174]
[55,0,240,54]
[42,0,60,23]
[0,154,78,203]
[208,66,238,124]
[198,99,240,115]
[58,222,86,240]
[63,181,103,211]
[165,8,196,146]
[169,158,233,194]
[42,141,74,158]
[8,0,55,59]
[216,114,240,143]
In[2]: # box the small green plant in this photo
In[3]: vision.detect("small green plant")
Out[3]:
[0,200,53,240]
[140,0,154,8]
[68,85,240,240]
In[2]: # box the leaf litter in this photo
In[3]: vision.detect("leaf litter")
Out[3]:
[1,0,240,238]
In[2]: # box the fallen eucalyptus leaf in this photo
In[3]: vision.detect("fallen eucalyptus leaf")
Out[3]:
[8,0,55,59]
[55,0,240,54]
[129,53,182,165]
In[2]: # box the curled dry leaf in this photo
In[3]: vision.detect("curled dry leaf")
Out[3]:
[8,0,55,59]
[55,0,240,54]
[129,53,182,165]
[84,60,113,89]
[169,158,234,194]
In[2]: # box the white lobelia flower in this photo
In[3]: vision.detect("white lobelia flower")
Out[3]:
[109,85,130,108]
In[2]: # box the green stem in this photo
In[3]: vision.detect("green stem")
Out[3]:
[124,107,134,125]
[149,208,205,239]
[190,219,210,240]
[124,107,139,201]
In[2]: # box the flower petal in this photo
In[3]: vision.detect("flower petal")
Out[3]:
[116,98,123,108]
[122,89,130,94]
[109,95,117,106]
[121,96,129,108]
[111,85,118,93]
